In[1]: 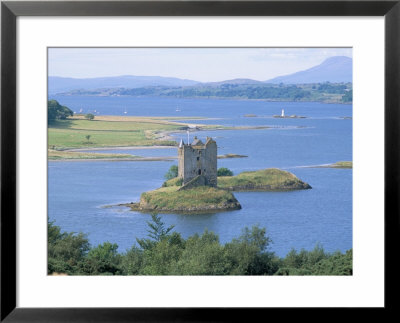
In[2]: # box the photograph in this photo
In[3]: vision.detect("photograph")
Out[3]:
[47,47,353,276]
[2,0,398,318]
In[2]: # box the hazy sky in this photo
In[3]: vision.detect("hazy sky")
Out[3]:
[48,48,352,82]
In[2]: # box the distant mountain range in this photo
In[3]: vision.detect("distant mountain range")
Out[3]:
[49,56,352,94]
[266,56,352,84]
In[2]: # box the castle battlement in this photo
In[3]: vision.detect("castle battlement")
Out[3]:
[178,136,217,187]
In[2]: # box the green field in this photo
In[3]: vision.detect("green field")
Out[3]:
[48,116,189,150]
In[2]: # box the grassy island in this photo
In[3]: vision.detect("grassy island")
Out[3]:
[125,186,241,213]
[218,168,312,191]
[122,168,311,214]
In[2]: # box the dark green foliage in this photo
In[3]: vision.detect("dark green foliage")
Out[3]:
[163,84,311,101]
[85,113,95,120]
[311,249,352,275]
[317,82,347,93]
[139,232,185,275]
[48,100,73,124]
[172,230,228,275]
[48,220,90,275]
[65,82,352,103]
[82,242,122,275]
[164,165,179,180]
[277,244,327,275]
[135,213,176,254]
[217,167,234,177]
[136,213,175,248]
[275,244,352,276]
[224,226,277,275]
[120,246,143,275]
[48,217,352,276]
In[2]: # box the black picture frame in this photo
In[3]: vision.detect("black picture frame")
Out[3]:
[1,1,399,321]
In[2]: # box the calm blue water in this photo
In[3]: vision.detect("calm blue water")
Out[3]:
[48,96,352,257]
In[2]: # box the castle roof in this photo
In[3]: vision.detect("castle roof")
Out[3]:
[191,137,204,146]
[205,136,216,145]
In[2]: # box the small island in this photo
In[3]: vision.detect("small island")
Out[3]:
[125,185,241,213]
[120,137,311,213]
[218,168,312,191]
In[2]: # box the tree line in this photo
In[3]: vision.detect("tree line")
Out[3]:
[61,82,353,103]
[48,214,352,276]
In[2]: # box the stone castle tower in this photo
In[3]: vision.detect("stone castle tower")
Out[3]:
[178,136,217,187]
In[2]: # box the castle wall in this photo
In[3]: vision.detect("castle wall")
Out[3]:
[178,138,217,187]
[203,140,217,186]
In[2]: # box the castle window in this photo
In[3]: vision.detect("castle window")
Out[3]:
[198,169,201,175]
[197,157,200,161]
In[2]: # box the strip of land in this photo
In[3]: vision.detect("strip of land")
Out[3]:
[48,115,279,160]
[48,150,248,162]
[303,161,353,169]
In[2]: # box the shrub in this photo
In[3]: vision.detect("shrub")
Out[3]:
[217,167,233,176]
[164,165,178,180]
[85,113,95,120]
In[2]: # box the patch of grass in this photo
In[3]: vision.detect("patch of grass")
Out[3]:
[217,168,311,191]
[48,117,184,149]
[162,177,183,187]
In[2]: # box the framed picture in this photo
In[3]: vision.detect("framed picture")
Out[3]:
[1,0,399,320]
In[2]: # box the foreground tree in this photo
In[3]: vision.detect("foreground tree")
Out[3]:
[82,242,122,275]
[48,220,90,275]
[136,213,175,250]
[48,216,352,276]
